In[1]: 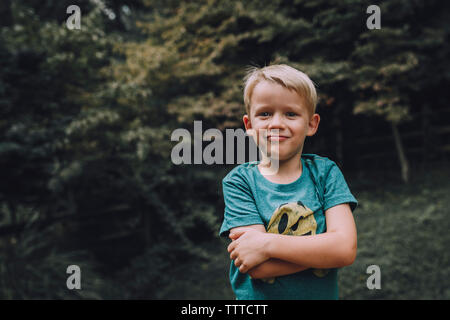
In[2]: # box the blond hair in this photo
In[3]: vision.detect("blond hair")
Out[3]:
[243,64,317,116]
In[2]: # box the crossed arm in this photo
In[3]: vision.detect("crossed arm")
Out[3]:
[227,203,357,279]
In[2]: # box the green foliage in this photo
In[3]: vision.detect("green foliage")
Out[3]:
[339,167,450,299]
[1,0,449,299]
[0,207,117,299]
[351,1,450,124]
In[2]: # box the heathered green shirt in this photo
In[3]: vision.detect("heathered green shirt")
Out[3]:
[219,154,357,300]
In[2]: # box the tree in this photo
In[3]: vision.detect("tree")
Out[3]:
[351,0,450,182]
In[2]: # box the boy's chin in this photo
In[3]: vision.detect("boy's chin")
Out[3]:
[262,152,292,162]
[259,144,302,162]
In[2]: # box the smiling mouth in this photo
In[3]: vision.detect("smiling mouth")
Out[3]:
[267,136,289,141]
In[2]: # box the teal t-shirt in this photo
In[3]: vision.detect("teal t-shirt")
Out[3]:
[219,154,357,300]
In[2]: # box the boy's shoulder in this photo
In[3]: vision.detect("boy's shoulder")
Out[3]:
[222,153,336,182]
[222,155,337,180]
[302,153,337,175]
[302,153,332,163]
[222,155,339,186]
[222,161,259,184]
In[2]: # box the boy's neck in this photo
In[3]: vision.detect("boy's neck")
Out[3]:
[258,152,303,184]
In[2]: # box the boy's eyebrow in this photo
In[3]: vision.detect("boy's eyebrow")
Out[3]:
[252,103,305,110]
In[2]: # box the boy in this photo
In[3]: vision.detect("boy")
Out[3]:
[219,64,358,300]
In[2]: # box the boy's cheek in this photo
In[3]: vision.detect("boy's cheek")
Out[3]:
[246,128,263,147]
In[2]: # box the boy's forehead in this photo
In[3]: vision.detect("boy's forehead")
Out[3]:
[251,81,307,109]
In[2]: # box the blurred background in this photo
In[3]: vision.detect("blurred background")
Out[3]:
[0,0,449,299]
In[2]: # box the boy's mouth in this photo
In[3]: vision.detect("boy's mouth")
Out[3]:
[267,135,289,141]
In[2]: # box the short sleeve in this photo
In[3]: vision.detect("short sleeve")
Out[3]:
[219,174,264,238]
[323,161,358,212]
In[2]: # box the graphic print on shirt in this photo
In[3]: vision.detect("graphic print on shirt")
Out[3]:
[261,201,329,284]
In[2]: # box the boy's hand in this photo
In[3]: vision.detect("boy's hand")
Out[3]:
[227,229,271,273]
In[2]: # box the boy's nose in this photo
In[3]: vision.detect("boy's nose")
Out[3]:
[268,113,285,129]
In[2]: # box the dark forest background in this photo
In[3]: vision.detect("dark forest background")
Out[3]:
[1,0,449,299]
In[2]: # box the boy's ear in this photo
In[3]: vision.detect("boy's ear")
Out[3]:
[307,113,320,136]
[243,114,252,131]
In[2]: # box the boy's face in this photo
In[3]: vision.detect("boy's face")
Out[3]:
[243,81,320,162]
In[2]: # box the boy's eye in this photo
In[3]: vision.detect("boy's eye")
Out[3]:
[286,112,297,117]
[259,112,270,117]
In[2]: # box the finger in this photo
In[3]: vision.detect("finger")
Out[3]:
[229,230,246,240]
[228,238,240,253]
[239,263,248,273]
[234,258,242,268]
[230,250,237,260]
[227,241,235,253]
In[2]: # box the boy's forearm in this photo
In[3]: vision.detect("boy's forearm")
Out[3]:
[264,231,356,269]
[248,258,308,279]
